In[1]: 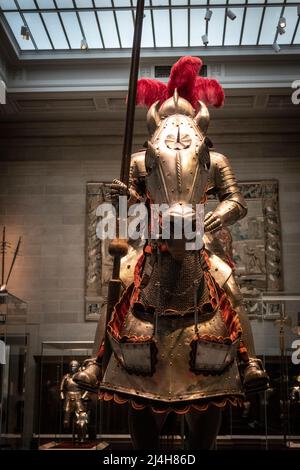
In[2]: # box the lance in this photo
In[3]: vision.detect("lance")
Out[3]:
[101,0,145,372]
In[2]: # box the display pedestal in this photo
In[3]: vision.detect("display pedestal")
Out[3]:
[287,441,300,449]
[39,440,109,450]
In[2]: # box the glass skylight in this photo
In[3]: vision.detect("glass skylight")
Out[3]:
[0,1,299,53]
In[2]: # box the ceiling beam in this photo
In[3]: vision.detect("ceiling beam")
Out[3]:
[0,3,299,12]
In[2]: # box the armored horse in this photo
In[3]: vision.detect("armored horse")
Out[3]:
[75,57,268,450]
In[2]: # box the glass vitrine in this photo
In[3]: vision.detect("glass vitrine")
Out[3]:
[0,289,27,450]
[219,292,300,450]
[36,341,108,449]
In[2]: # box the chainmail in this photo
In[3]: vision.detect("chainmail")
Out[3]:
[139,251,210,312]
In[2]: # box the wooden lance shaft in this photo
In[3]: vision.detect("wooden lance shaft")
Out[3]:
[102,0,145,372]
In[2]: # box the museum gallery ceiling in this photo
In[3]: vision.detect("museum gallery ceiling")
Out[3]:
[0,0,299,56]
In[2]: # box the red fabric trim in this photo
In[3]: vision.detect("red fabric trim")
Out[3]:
[99,391,243,414]
[96,342,105,361]
[107,283,153,343]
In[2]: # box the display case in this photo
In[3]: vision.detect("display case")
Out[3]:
[218,292,300,449]
[33,295,300,450]
[35,341,110,449]
[0,289,27,450]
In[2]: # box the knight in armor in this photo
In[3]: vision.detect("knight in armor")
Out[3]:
[290,375,300,404]
[74,58,268,448]
[60,360,89,434]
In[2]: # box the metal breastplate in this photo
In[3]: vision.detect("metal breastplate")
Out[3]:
[66,391,82,400]
[65,376,81,393]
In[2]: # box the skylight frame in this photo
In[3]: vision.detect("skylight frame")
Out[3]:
[0,1,299,55]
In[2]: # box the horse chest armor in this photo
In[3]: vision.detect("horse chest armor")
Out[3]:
[102,255,243,405]
[139,251,207,312]
[103,306,242,403]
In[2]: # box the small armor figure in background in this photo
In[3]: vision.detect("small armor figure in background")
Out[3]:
[290,375,300,404]
[60,360,90,442]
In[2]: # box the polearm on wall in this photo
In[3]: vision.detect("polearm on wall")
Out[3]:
[1,227,5,287]
[102,0,145,372]
[0,227,21,292]
[5,237,21,287]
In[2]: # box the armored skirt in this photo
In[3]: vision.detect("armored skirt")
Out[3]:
[100,249,244,413]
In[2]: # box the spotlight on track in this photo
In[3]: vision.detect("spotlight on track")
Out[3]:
[20,26,29,40]
[226,9,236,21]
[202,34,209,46]
[205,9,213,22]
[277,25,286,35]
[80,38,88,50]
[278,16,286,28]
[272,42,280,53]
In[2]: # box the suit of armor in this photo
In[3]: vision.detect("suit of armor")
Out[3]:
[290,375,300,404]
[74,92,267,398]
[60,361,87,430]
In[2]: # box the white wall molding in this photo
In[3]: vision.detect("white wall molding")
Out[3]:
[3,57,300,94]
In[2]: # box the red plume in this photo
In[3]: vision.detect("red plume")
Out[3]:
[167,56,202,107]
[136,78,167,107]
[194,77,225,108]
[136,56,225,109]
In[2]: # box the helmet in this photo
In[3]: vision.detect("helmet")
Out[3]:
[69,360,80,374]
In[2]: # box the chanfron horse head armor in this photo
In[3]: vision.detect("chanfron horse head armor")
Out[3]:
[145,90,210,224]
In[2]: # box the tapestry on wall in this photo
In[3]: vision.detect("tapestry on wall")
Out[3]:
[85,180,282,321]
